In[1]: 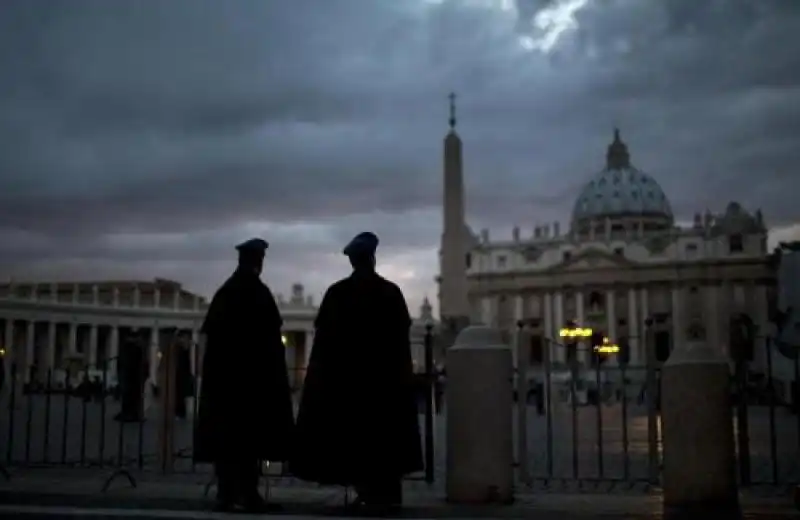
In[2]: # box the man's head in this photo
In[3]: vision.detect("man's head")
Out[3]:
[236,238,269,275]
[343,232,379,272]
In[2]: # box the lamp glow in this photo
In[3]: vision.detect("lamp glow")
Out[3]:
[593,337,620,354]
[559,327,593,338]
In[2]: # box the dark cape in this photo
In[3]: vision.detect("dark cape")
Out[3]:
[289,270,423,485]
[193,268,294,463]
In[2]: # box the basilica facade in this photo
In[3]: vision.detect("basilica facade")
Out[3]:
[437,101,776,377]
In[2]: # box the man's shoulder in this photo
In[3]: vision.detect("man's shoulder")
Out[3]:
[325,277,350,297]
[374,274,404,297]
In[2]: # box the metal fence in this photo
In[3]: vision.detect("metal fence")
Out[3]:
[512,324,800,492]
[0,327,440,490]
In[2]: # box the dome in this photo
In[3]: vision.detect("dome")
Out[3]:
[571,129,673,224]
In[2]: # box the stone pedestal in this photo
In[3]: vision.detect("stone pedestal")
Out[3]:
[446,326,513,504]
[661,341,738,512]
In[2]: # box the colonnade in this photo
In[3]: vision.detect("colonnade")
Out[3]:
[478,283,771,369]
[0,318,202,385]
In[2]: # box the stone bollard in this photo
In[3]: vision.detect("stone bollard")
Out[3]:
[661,340,738,513]
[446,325,513,504]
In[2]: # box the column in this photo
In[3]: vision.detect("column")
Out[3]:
[133,286,141,308]
[150,325,159,383]
[606,289,617,367]
[172,289,181,310]
[554,291,565,363]
[71,283,79,304]
[91,285,99,305]
[628,288,640,366]
[190,328,199,376]
[671,285,683,346]
[640,288,649,364]
[88,324,98,368]
[50,283,58,302]
[576,291,586,365]
[68,322,77,357]
[46,321,56,378]
[108,326,119,379]
[25,320,35,382]
[480,297,492,326]
[544,292,554,361]
[112,287,120,307]
[513,294,524,323]
[153,287,161,308]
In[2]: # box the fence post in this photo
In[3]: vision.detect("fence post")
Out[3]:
[157,332,179,474]
[446,325,513,504]
[644,319,659,485]
[661,340,738,513]
[514,321,530,486]
[423,324,435,485]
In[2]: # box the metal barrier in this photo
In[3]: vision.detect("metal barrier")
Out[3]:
[514,328,661,491]
[732,335,800,488]
[512,323,800,492]
[0,328,440,489]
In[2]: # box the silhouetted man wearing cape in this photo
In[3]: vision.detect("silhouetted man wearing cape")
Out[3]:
[194,238,294,513]
[291,232,422,510]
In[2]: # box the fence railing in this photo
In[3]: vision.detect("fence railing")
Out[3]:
[0,327,440,488]
[512,326,800,490]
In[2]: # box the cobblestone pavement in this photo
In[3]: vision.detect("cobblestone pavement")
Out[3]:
[0,469,796,519]
[3,392,798,488]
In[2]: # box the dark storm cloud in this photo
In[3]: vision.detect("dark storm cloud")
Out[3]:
[1,0,800,309]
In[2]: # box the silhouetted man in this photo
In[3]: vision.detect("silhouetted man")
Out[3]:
[194,238,294,513]
[115,330,147,422]
[291,232,422,511]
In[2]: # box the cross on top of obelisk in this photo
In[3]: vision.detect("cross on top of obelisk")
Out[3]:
[448,92,457,130]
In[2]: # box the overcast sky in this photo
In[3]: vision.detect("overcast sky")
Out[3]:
[1,0,799,315]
